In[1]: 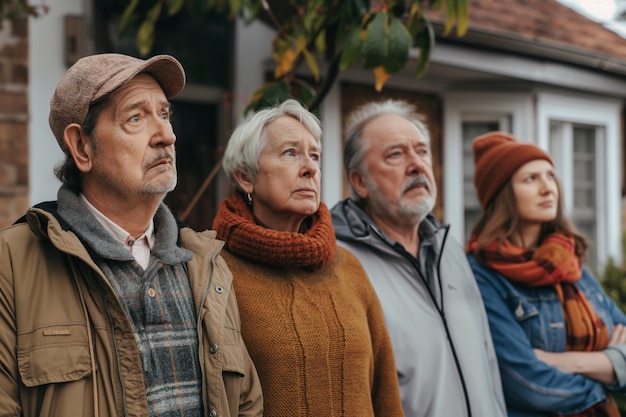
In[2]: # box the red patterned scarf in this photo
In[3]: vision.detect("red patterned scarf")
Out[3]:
[468,233,617,417]
[212,191,336,271]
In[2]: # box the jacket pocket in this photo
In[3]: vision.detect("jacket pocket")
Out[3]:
[17,324,91,387]
[221,328,246,377]
[510,297,539,322]
[508,294,548,344]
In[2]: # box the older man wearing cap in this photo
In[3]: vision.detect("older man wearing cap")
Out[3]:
[0,53,263,417]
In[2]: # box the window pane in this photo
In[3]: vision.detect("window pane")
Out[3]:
[462,121,499,242]
[573,159,594,182]
[574,128,595,153]
[577,220,597,271]
[574,187,594,209]
[465,208,482,241]
[550,122,599,271]
[572,126,597,270]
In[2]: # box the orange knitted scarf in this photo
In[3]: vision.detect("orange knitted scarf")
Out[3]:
[212,191,336,271]
[468,233,608,352]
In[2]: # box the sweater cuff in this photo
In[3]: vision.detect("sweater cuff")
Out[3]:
[604,345,626,389]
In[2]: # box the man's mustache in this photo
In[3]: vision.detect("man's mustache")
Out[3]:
[145,152,176,169]
[401,175,431,194]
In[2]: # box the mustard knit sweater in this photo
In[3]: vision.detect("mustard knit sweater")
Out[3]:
[213,192,403,417]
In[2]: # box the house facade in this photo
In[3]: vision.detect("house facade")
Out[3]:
[3,0,626,270]
[235,0,626,271]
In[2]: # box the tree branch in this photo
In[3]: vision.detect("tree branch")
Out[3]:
[307,50,341,112]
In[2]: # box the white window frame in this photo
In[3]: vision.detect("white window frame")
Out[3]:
[442,92,534,244]
[460,116,510,242]
[537,92,622,268]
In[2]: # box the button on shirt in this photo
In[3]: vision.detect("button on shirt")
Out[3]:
[80,194,155,269]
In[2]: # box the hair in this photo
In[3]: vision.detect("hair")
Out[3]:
[53,98,108,194]
[343,99,430,204]
[470,178,589,263]
[222,99,322,190]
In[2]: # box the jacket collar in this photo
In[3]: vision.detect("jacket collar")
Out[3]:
[330,198,449,254]
[20,185,191,265]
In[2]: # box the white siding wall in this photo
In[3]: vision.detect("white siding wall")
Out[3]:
[29,0,84,204]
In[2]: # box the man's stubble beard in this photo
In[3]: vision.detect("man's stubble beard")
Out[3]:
[366,174,436,225]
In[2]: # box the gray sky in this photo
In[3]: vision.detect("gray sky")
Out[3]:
[557,0,615,20]
[557,0,626,37]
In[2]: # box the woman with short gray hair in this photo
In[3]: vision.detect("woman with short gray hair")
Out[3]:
[222,99,322,191]
[213,99,403,417]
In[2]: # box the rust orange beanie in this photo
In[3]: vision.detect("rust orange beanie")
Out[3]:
[473,131,553,209]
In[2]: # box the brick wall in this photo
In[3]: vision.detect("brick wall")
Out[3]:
[0,17,28,228]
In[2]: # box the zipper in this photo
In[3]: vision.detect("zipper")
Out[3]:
[68,256,130,417]
[103,291,129,417]
[195,240,223,416]
[378,224,473,417]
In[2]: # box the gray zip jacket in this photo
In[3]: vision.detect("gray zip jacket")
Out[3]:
[331,199,506,417]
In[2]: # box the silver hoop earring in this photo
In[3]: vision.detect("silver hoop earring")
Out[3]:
[246,193,253,206]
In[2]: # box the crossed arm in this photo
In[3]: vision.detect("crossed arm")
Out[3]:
[534,324,626,385]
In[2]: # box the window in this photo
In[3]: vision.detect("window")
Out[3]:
[444,92,621,269]
[462,120,503,241]
[538,92,621,271]
[443,92,532,244]
[550,122,603,271]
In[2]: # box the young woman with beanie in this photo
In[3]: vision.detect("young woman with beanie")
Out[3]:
[466,131,626,417]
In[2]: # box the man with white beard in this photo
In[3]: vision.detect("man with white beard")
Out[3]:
[331,100,506,417]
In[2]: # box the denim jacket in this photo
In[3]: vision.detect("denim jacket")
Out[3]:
[468,254,626,417]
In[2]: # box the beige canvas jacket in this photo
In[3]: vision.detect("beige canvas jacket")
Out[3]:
[0,203,262,417]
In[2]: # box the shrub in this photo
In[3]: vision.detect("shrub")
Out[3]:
[598,232,626,412]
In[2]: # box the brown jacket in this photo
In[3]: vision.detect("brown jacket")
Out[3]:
[0,203,263,417]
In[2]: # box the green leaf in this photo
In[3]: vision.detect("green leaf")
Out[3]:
[136,20,155,56]
[304,1,324,34]
[239,0,261,22]
[229,0,241,20]
[240,2,261,23]
[147,2,163,22]
[339,25,362,71]
[136,2,162,56]
[456,0,469,36]
[166,0,185,16]
[245,80,292,114]
[315,30,326,54]
[406,3,423,37]
[302,48,320,81]
[119,0,140,34]
[414,18,435,78]
[273,32,307,77]
[361,11,387,70]
[347,0,370,16]
[385,15,410,73]
[293,79,317,108]
[444,0,459,35]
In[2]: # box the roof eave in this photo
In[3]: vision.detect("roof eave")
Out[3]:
[433,23,626,76]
